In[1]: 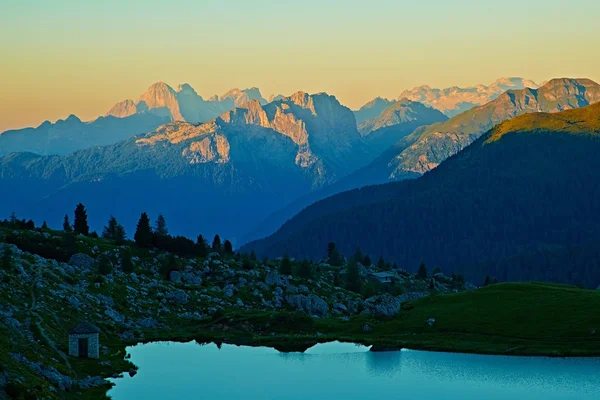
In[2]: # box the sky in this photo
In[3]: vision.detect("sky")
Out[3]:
[1,0,599,131]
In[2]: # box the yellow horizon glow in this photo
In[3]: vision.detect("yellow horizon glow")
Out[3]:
[1,0,599,131]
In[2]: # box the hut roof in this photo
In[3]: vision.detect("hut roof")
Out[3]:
[69,320,100,335]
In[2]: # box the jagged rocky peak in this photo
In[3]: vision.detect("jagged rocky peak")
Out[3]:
[490,77,539,90]
[176,83,199,96]
[219,99,269,127]
[106,99,137,118]
[219,87,267,107]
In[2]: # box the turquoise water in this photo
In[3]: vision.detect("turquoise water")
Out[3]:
[108,341,600,399]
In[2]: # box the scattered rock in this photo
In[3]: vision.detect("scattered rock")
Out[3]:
[362,324,373,332]
[426,317,436,326]
[285,294,329,317]
[169,270,182,283]
[137,317,158,329]
[166,290,189,305]
[67,295,81,309]
[363,294,402,317]
[78,376,106,390]
[68,253,95,271]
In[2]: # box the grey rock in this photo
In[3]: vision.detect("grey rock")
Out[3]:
[97,294,114,307]
[362,324,373,332]
[364,294,402,317]
[298,285,309,293]
[286,284,298,294]
[137,317,158,329]
[68,253,95,271]
[274,287,284,296]
[78,376,106,390]
[120,330,135,340]
[67,295,81,309]
[224,284,235,297]
[285,294,329,317]
[169,270,182,283]
[465,283,478,290]
[265,272,288,286]
[426,317,436,326]
[105,307,125,323]
[333,303,347,312]
[166,290,189,305]
[236,299,244,307]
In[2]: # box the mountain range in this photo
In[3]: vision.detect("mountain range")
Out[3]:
[398,77,539,117]
[245,102,600,287]
[0,92,377,240]
[240,78,600,244]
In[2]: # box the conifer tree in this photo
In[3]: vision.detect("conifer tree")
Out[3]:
[362,255,372,266]
[120,248,134,273]
[155,214,168,237]
[280,253,292,275]
[73,203,89,236]
[134,212,153,248]
[103,216,127,245]
[377,256,386,270]
[298,259,312,279]
[212,234,221,251]
[417,262,428,280]
[327,242,343,266]
[196,234,208,257]
[41,221,48,230]
[223,240,233,255]
[63,214,72,233]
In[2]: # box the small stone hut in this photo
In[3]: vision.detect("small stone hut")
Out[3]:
[68,321,100,359]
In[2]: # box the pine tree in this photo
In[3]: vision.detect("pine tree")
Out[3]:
[280,253,292,275]
[377,256,386,269]
[120,248,134,273]
[354,247,363,264]
[250,250,257,261]
[223,240,233,255]
[298,259,312,279]
[417,262,428,280]
[63,214,72,233]
[212,234,221,251]
[103,216,127,245]
[483,276,491,287]
[73,203,89,236]
[363,255,372,266]
[134,212,153,248]
[196,234,208,257]
[102,216,119,239]
[155,214,168,237]
[41,221,48,230]
[345,257,362,293]
[327,242,343,266]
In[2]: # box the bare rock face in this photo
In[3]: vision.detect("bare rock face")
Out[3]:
[106,99,138,118]
[379,78,600,179]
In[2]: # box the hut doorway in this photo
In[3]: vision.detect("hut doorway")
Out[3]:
[78,337,89,357]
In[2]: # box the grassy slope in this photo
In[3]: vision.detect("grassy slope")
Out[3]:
[368,282,600,356]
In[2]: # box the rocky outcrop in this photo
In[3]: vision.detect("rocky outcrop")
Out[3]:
[285,294,329,317]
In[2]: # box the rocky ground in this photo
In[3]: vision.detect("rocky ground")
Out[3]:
[0,227,469,399]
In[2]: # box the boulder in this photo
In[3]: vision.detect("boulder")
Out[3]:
[166,290,189,305]
[363,294,402,317]
[68,253,95,271]
[67,295,81,309]
[169,270,182,283]
[223,284,235,298]
[265,272,288,287]
[285,294,329,317]
[426,317,436,326]
[137,317,158,329]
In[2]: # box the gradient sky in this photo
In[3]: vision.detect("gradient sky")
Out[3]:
[1,0,599,131]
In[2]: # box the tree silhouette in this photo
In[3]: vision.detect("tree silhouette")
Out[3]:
[63,214,72,233]
[155,214,168,237]
[73,203,89,236]
[134,212,153,247]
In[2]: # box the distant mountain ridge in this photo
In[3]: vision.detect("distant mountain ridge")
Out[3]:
[106,82,268,123]
[399,77,539,117]
[352,78,600,186]
[0,91,374,240]
[245,102,600,287]
[0,113,169,156]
